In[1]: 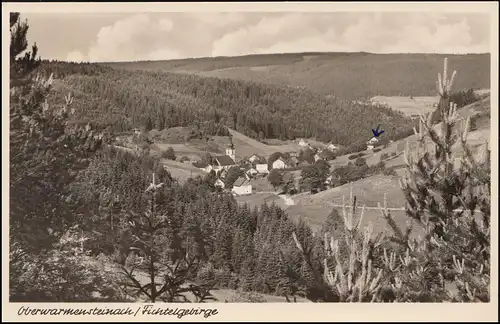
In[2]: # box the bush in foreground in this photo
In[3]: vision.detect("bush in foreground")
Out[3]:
[292,57,490,302]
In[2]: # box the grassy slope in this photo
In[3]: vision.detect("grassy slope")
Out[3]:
[105,52,490,100]
[225,128,303,157]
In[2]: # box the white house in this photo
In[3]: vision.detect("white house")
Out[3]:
[298,139,308,147]
[327,143,339,151]
[366,137,379,151]
[256,163,269,174]
[272,157,288,169]
[214,178,225,189]
[232,177,252,196]
[246,168,258,177]
[248,154,260,163]
[202,164,213,173]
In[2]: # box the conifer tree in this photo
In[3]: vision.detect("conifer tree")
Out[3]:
[10,12,105,250]
[382,57,491,301]
[9,12,111,301]
[120,173,216,302]
[10,12,40,84]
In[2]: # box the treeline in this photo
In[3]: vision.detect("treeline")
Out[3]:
[38,59,115,78]
[40,60,415,148]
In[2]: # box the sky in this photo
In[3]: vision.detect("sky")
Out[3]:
[20,11,491,63]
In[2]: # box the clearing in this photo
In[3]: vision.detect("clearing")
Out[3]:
[370,95,439,117]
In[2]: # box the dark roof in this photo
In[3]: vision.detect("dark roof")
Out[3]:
[215,155,235,166]
[233,177,249,187]
[193,161,208,168]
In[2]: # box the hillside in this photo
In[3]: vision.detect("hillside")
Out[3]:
[105,52,490,100]
[278,95,491,233]
[42,61,415,149]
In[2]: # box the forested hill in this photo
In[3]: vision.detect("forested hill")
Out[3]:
[105,52,491,100]
[40,60,415,147]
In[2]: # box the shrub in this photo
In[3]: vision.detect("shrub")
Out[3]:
[268,169,284,189]
[354,157,366,167]
[348,154,358,160]
[179,156,190,162]
[450,88,479,108]
[380,152,389,160]
[10,228,126,302]
[373,147,382,153]
[161,147,176,160]
[372,161,386,173]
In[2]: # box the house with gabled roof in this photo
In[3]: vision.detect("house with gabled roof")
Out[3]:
[231,176,252,196]
[193,161,213,173]
[248,154,261,163]
[256,163,269,174]
[272,157,288,170]
[246,167,258,177]
[366,136,379,151]
[298,138,308,147]
[213,155,235,171]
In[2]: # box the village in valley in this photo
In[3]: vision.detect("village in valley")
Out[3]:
[120,128,389,202]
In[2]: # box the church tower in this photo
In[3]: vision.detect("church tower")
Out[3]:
[226,136,236,161]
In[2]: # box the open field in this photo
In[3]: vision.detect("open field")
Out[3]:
[159,159,206,183]
[224,128,303,158]
[370,95,439,116]
[283,174,409,233]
